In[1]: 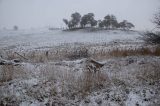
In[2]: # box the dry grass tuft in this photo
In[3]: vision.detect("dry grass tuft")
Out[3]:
[0,65,27,84]
[108,46,160,57]
[69,71,110,98]
[136,62,160,85]
[0,65,14,83]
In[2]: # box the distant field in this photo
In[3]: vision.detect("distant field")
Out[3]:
[0,29,141,50]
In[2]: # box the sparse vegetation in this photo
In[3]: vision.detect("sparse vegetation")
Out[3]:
[1,0,160,105]
[1,44,160,105]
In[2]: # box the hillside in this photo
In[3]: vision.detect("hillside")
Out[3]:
[0,29,160,106]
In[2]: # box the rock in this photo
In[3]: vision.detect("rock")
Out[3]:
[127,58,134,64]
[95,98,102,104]
[12,59,21,63]
[136,102,140,106]
[0,57,21,66]
[104,94,110,100]
[84,98,90,103]
[86,58,104,73]
[0,101,5,106]
[125,89,130,94]
[45,102,50,106]
[138,60,145,65]
[144,98,150,101]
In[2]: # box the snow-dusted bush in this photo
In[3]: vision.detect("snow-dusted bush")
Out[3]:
[142,10,160,45]
[142,31,160,44]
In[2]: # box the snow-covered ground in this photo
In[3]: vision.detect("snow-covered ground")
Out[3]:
[0,56,160,106]
[0,29,160,106]
[0,29,141,50]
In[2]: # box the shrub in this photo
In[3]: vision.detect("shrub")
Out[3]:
[141,10,160,45]
[142,31,160,44]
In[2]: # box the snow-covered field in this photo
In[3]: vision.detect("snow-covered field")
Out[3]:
[0,29,160,106]
[0,29,140,50]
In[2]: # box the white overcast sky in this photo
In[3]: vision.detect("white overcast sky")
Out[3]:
[0,0,160,30]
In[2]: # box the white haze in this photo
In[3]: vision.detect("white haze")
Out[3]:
[0,0,159,30]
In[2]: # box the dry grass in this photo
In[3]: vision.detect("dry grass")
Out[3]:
[93,46,160,60]
[39,64,110,99]
[66,47,89,60]
[62,71,110,98]
[79,71,109,93]
[4,44,160,63]
[0,65,14,83]
[136,62,160,85]
[109,47,160,57]
[2,44,160,86]
[0,65,28,84]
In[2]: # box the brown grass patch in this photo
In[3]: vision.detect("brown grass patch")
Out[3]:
[0,65,14,83]
[4,45,160,63]
[107,46,160,58]
[68,71,110,98]
[0,65,28,84]
[136,62,160,85]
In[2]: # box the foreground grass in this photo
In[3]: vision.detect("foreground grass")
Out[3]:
[0,55,160,106]
[0,44,160,105]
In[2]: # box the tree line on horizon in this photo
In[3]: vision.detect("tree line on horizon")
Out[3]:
[63,12,135,30]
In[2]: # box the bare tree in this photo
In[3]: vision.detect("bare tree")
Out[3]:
[142,10,160,44]
[153,11,160,28]
[142,31,160,44]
